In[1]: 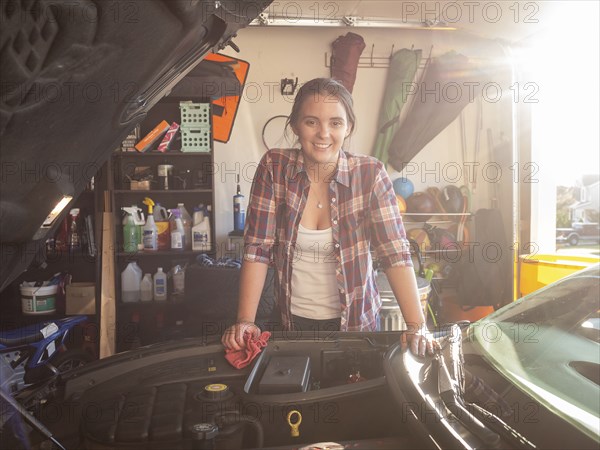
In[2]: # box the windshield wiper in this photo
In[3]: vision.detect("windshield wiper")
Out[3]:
[467,401,536,449]
[436,327,537,449]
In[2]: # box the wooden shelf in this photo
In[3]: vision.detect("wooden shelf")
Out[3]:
[403,212,472,225]
[116,250,214,257]
[404,220,456,225]
[118,300,186,308]
[115,151,211,157]
[114,189,212,195]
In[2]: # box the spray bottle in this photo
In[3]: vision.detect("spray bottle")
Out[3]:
[233,174,246,232]
[122,206,145,253]
[142,197,158,251]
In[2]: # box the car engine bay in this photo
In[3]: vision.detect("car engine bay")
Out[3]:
[26,334,420,450]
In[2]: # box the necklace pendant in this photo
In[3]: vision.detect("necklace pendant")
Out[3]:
[317,202,323,209]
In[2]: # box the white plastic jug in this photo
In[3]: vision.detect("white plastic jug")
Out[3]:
[192,216,210,251]
[154,203,170,250]
[169,209,185,250]
[121,262,142,302]
[132,261,142,279]
[153,203,169,221]
[177,203,193,250]
[140,273,153,302]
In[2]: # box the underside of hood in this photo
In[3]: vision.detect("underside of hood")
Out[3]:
[0,0,271,291]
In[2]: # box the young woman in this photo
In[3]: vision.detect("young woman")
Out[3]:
[222,78,436,356]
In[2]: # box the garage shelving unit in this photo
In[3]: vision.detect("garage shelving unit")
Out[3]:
[109,97,216,352]
[0,184,102,358]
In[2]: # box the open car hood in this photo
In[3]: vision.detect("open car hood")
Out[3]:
[0,0,271,290]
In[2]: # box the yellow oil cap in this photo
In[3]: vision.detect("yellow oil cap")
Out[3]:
[203,383,229,400]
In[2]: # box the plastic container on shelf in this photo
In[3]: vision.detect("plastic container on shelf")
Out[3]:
[20,285,58,315]
[142,198,158,251]
[122,206,144,253]
[192,206,211,251]
[132,261,142,280]
[180,127,211,153]
[172,265,185,296]
[121,262,142,302]
[519,253,600,297]
[169,208,185,250]
[153,267,167,301]
[177,203,193,250]
[140,274,153,302]
[179,102,211,127]
[153,203,170,250]
[193,205,205,227]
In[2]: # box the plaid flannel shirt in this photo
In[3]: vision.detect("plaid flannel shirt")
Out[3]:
[243,148,412,331]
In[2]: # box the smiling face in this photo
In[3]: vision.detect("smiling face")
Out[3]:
[291,92,353,172]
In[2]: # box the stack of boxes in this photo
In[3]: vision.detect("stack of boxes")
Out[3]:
[120,125,140,152]
[179,102,212,152]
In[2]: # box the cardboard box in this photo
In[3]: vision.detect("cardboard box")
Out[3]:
[130,180,151,190]
[66,282,96,315]
[135,120,169,152]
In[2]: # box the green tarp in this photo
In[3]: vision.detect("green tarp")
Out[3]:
[372,48,422,165]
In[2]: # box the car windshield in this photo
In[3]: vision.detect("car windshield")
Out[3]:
[469,268,600,441]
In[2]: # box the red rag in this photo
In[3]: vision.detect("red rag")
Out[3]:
[224,331,271,369]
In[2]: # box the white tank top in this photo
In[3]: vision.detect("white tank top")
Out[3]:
[290,224,341,320]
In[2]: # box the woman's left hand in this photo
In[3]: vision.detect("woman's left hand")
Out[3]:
[401,326,439,356]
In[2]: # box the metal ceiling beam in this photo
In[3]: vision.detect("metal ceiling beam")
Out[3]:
[249,14,456,30]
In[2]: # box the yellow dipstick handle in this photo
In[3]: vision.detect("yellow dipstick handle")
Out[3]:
[287,410,302,437]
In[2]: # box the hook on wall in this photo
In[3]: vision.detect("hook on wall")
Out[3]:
[280,77,299,96]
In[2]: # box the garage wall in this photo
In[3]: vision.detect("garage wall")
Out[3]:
[213,26,515,256]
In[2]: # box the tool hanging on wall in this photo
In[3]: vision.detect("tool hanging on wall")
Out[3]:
[262,115,290,150]
[473,96,483,192]
[457,185,471,243]
[330,32,366,92]
[280,77,298,96]
[486,128,500,209]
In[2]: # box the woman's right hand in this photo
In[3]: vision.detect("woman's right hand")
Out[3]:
[222,321,261,351]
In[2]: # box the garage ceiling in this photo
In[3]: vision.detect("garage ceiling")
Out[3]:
[257,1,564,42]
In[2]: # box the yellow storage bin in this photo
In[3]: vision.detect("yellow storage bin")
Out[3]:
[519,254,599,297]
